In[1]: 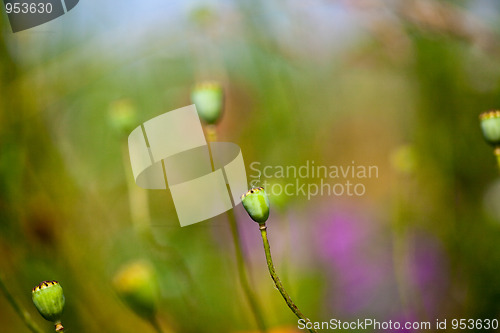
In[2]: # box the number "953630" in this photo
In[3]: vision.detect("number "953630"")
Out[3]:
[5,2,53,14]
[451,319,499,330]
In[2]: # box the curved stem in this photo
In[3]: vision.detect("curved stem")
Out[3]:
[227,209,268,332]
[259,224,317,333]
[0,275,44,333]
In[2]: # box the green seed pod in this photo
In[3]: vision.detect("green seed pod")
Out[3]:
[480,110,500,146]
[113,260,160,320]
[241,187,270,224]
[190,81,224,124]
[32,281,65,324]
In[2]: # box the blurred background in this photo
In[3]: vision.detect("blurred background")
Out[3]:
[2,0,500,332]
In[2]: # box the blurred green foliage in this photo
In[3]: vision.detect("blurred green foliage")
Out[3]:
[2,1,500,332]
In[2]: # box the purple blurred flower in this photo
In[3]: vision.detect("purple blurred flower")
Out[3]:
[406,232,448,315]
[314,206,394,314]
[313,203,448,317]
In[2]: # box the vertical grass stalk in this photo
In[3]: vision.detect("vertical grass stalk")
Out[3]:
[227,209,268,332]
[495,147,500,172]
[121,142,196,332]
[206,126,267,332]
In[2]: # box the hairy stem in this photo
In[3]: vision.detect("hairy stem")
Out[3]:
[227,209,268,332]
[259,224,317,333]
[0,275,44,333]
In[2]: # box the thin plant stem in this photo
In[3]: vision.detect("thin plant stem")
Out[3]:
[495,147,500,172]
[121,142,196,332]
[205,124,218,144]
[390,166,430,323]
[121,141,196,289]
[0,274,44,333]
[121,142,151,237]
[205,125,267,332]
[259,224,317,333]
[122,142,195,285]
[227,209,268,332]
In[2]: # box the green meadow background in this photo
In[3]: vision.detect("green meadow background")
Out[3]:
[2,1,500,332]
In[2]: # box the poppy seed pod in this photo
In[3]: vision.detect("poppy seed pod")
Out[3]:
[32,280,65,329]
[241,187,270,224]
[480,110,500,146]
[190,81,224,124]
[112,261,160,320]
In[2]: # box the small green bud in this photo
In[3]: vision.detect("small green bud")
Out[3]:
[190,81,224,124]
[241,187,270,224]
[113,261,160,320]
[108,99,137,134]
[480,110,500,146]
[32,281,65,328]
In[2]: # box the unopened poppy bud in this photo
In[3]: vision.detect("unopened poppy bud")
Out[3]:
[32,280,65,331]
[241,187,270,224]
[190,81,224,124]
[480,110,500,146]
[112,260,160,320]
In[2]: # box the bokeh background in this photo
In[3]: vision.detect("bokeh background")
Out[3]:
[2,0,500,332]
